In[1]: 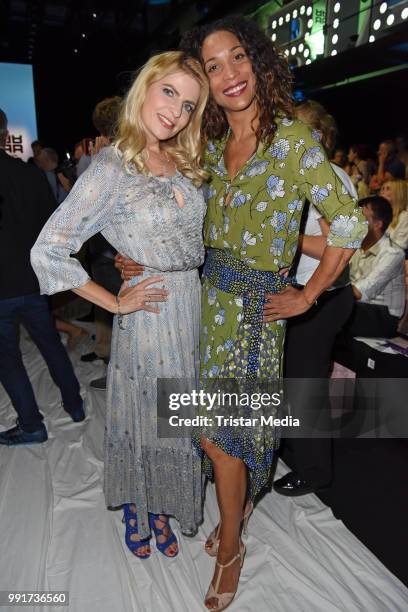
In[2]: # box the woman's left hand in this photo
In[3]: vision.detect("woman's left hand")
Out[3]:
[263,286,311,322]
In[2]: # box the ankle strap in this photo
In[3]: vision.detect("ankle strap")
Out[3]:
[216,553,241,570]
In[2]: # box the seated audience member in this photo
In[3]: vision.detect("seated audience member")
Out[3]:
[398,249,408,334]
[36,147,70,203]
[346,144,370,184]
[369,140,406,191]
[0,109,84,446]
[343,196,405,340]
[380,179,408,250]
[331,147,346,169]
[345,143,372,199]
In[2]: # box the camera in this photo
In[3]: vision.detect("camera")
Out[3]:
[55,157,77,186]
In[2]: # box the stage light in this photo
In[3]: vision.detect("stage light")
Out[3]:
[332,34,338,44]
[272,33,277,41]
[402,8,408,19]
[306,6,312,16]
[334,2,341,13]
[307,19,313,28]
[333,18,339,29]
[279,16,284,26]
[306,59,311,65]
[298,43,304,52]
[373,19,381,30]
[81,33,86,38]
[293,9,298,18]
[303,48,310,57]
[291,46,296,55]
[272,20,277,29]
[300,5,306,15]
[386,14,395,26]
[92,13,97,18]
[369,35,375,42]
[379,2,387,14]
[74,48,78,53]
[285,13,291,23]
[331,49,337,56]
[285,49,290,56]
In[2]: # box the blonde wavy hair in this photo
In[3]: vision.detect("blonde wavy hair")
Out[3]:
[114,51,209,185]
[383,179,408,228]
[295,100,338,157]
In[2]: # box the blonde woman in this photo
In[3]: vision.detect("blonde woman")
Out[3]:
[31,51,209,559]
[380,179,408,250]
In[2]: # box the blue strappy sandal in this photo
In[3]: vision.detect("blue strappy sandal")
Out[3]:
[122,504,151,559]
[149,513,179,557]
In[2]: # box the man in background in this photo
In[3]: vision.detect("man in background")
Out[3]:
[0,108,84,446]
[345,195,405,339]
[36,147,70,203]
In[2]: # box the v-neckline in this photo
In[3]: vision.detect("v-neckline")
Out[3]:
[221,129,260,183]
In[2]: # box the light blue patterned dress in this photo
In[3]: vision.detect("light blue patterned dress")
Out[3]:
[31,146,206,538]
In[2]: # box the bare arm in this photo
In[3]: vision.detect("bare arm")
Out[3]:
[263,245,355,322]
[72,277,168,315]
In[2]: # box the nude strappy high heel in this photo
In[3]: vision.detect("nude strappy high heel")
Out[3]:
[204,541,246,612]
[205,500,253,557]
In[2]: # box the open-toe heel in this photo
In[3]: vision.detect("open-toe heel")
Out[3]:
[149,513,179,558]
[122,503,151,559]
[205,541,246,612]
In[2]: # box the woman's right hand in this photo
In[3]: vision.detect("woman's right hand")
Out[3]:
[115,253,145,280]
[118,276,168,314]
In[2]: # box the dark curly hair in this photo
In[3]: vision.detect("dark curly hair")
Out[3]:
[179,15,294,145]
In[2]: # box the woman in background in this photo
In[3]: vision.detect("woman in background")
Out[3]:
[380,179,408,250]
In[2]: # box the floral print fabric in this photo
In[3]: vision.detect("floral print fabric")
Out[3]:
[198,118,367,499]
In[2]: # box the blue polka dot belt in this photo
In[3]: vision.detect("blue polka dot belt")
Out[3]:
[203,248,292,381]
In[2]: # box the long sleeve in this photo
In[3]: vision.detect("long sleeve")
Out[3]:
[31,147,121,295]
[293,121,368,248]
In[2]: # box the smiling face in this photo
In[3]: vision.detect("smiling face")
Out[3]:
[201,30,257,114]
[140,70,200,144]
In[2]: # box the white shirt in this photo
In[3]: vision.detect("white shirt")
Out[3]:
[296,164,358,286]
[350,234,406,317]
[387,210,408,251]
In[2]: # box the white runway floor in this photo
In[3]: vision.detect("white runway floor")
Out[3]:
[0,324,407,612]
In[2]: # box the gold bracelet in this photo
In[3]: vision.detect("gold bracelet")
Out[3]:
[115,295,122,315]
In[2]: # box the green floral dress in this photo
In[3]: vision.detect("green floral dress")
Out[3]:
[197,117,367,499]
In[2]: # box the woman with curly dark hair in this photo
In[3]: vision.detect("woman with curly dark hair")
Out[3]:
[119,16,367,610]
[181,17,367,611]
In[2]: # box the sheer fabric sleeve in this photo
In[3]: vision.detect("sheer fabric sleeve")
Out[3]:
[31,147,121,295]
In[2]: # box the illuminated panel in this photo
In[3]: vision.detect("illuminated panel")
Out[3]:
[253,0,408,65]
[265,1,325,67]
[364,0,408,45]
[0,63,37,161]
[325,0,362,56]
